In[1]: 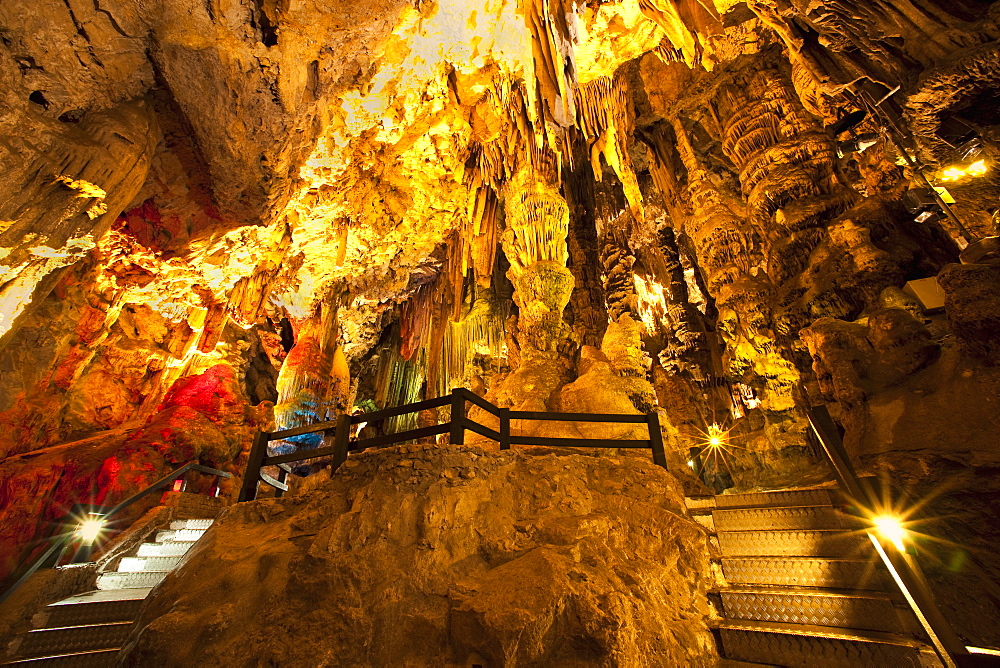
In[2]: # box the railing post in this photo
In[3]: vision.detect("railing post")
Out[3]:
[331,413,351,475]
[499,407,510,450]
[273,466,288,499]
[238,431,269,502]
[450,389,465,445]
[647,412,668,469]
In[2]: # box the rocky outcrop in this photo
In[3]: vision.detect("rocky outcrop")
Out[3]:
[120,445,715,666]
[937,262,1000,363]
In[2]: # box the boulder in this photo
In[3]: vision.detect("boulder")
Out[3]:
[120,445,716,667]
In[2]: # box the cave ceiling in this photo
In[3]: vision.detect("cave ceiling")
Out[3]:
[0,0,780,338]
[1,0,999,457]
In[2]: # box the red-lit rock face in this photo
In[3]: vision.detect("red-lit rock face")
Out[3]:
[0,363,267,580]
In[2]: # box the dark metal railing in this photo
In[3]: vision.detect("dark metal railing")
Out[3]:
[238,387,667,502]
[0,461,230,606]
[807,405,976,668]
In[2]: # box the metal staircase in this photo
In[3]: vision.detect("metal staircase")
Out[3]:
[3,519,213,666]
[689,488,943,667]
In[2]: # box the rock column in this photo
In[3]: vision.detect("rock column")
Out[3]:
[493,169,575,411]
[501,169,574,355]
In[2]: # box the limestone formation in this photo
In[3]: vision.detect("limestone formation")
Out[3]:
[118,446,715,667]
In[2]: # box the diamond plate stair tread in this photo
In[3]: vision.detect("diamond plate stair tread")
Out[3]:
[713,506,865,532]
[117,556,183,572]
[96,571,169,590]
[16,623,132,658]
[1,648,120,667]
[715,489,842,510]
[153,529,205,543]
[136,541,193,557]
[721,557,889,590]
[717,530,871,557]
[716,625,929,668]
[716,587,905,633]
[168,519,213,530]
[714,619,927,646]
[686,496,717,510]
[49,589,151,605]
[42,598,143,629]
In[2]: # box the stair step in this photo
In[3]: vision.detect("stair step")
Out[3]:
[153,529,206,543]
[715,489,842,511]
[135,541,194,558]
[2,648,121,666]
[717,530,871,558]
[714,586,906,633]
[96,571,169,590]
[48,589,152,606]
[713,620,934,667]
[43,597,145,629]
[713,506,866,532]
[686,496,717,511]
[720,557,889,590]
[116,556,183,572]
[15,622,132,659]
[168,519,214,531]
[694,514,716,532]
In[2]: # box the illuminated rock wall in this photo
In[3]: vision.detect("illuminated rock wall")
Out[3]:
[119,445,715,666]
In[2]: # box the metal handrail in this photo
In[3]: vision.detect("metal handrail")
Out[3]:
[0,461,230,606]
[239,387,668,502]
[807,405,971,667]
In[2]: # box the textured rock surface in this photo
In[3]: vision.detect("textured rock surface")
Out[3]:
[120,446,715,666]
[937,262,1000,363]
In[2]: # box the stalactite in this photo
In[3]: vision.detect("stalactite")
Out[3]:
[434,295,509,398]
[522,0,578,127]
[397,275,509,401]
[562,134,609,347]
[635,0,722,70]
[576,72,644,218]
[502,169,570,277]
[666,115,797,409]
[400,280,436,361]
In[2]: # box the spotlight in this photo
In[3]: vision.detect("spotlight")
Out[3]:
[706,424,726,448]
[872,515,907,552]
[968,160,988,177]
[76,515,106,544]
[837,132,879,158]
[903,187,954,225]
